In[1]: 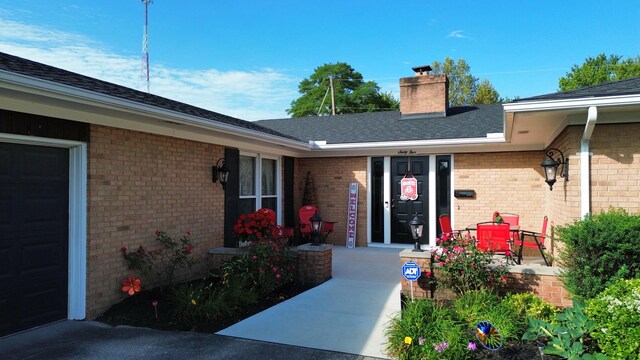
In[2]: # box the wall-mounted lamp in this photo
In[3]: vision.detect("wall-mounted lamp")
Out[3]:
[540,148,568,191]
[212,158,230,190]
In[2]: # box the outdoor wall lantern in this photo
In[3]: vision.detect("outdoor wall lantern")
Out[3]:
[212,158,230,190]
[409,213,424,252]
[540,148,568,191]
[310,213,323,246]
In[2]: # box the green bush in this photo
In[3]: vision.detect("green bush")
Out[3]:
[556,208,640,300]
[523,300,606,359]
[167,275,260,322]
[586,278,640,359]
[216,241,296,296]
[503,292,559,325]
[454,290,523,341]
[385,299,474,360]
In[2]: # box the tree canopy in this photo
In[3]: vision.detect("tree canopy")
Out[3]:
[559,53,640,91]
[287,62,399,117]
[431,57,501,105]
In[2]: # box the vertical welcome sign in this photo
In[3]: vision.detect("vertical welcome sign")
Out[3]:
[346,183,358,248]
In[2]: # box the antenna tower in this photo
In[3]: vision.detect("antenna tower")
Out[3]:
[141,0,152,93]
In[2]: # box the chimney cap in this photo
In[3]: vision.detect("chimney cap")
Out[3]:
[411,65,432,74]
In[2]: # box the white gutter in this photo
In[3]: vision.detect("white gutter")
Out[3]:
[503,94,640,113]
[0,70,309,151]
[581,106,597,218]
[308,134,506,151]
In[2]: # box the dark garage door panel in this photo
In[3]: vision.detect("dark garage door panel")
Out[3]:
[0,143,69,337]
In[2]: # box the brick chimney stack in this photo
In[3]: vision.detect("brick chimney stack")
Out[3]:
[399,65,449,118]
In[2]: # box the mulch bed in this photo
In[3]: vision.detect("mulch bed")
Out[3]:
[96,281,310,333]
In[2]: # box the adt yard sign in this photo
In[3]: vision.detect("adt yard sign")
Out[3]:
[402,261,421,281]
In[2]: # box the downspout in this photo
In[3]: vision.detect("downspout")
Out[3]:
[581,106,597,218]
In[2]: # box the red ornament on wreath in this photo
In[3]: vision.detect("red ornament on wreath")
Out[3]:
[400,174,418,201]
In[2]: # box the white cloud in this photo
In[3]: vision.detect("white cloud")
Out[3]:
[447,30,469,39]
[0,19,296,120]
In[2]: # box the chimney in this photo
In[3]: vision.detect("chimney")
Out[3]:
[399,65,448,118]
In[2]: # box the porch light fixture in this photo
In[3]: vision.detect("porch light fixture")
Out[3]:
[409,213,424,252]
[310,213,323,246]
[540,148,568,191]
[212,158,230,190]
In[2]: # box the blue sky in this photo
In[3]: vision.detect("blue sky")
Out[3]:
[0,1,638,120]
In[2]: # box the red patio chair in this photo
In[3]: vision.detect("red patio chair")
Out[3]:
[476,222,514,264]
[298,205,335,244]
[498,213,520,243]
[438,214,466,240]
[518,216,551,266]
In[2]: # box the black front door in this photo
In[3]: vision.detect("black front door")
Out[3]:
[0,143,69,336]
[391,157,428,244]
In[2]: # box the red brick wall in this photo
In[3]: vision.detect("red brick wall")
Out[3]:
[296,157,368,247]
[86,125,225,318]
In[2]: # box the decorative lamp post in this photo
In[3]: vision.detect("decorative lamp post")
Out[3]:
[310,213,323,246]
[410,213,424,252]
[540,148,568,191]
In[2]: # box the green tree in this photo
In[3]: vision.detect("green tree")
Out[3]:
[287,62,399,117]
[431,57,501,106]
[475,79,500,104]
[558,53,640,91]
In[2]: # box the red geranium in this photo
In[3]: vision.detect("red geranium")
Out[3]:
[233,209,280,242]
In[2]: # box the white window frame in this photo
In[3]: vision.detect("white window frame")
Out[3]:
[239,151,282,224]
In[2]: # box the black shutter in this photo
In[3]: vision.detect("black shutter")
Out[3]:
[223,148,240,247]
[283,156,295,228]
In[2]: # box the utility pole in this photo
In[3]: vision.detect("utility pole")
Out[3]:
[141,0,152,93]
[329,76,336,115]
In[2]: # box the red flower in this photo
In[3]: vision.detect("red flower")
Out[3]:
[120,247,127,253]
[185,245,193,253]
[121,276,141,296]
[501,276,508,283]
[186,231,192,236]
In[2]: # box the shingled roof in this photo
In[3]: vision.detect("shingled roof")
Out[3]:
[0,52,298,141]
[256,105,504,144]
[516,76,640,102]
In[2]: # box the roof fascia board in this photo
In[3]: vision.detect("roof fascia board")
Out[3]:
[0,70,309,150]
[308,135,506,150]
[503,94,640,113]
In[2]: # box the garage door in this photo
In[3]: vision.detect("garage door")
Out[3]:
[0,142,69,337]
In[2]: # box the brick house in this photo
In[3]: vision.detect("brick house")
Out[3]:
[1,52,639,336]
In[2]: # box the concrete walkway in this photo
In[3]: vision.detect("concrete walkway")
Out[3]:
[217,246,403,359]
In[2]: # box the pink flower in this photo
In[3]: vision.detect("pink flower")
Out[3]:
[468,342,477,351]
[275,273,282,279]
[152,300,158,307]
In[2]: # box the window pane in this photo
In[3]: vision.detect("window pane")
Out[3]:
[239,198,256,216]
[261,197,277,213]
[240,156,255,196]
[262,158,276,195]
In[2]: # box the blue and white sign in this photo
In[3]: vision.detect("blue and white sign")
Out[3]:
[402,261,421,281]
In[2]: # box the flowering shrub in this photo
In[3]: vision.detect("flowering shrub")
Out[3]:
[233,209,281,244]
[432,233,508,295]
[121,230,197,288]
[586,278,640,359]
[217,241,296,296]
